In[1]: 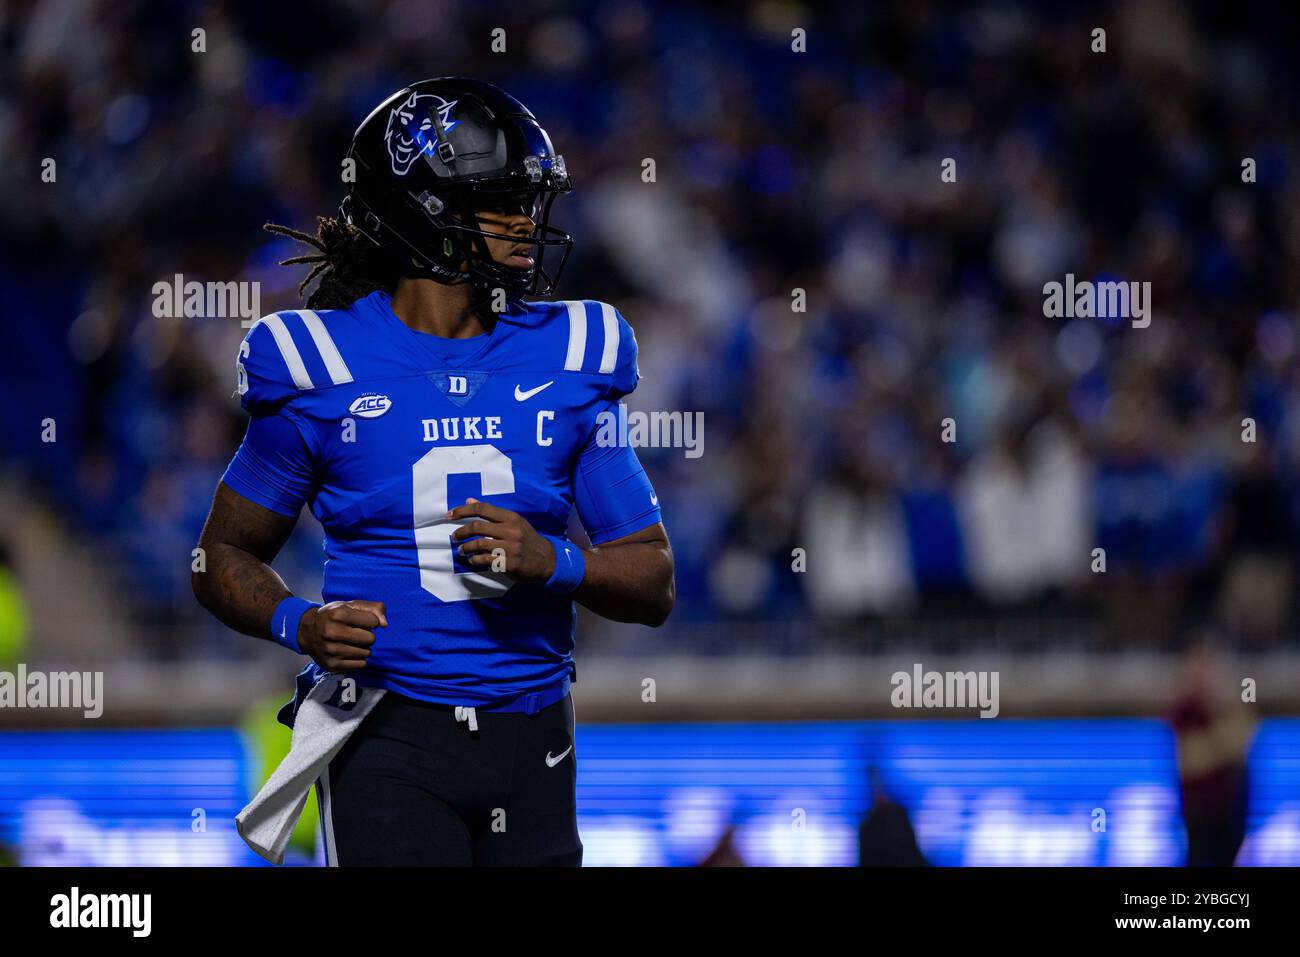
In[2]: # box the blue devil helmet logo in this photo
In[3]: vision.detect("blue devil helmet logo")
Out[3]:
[384,91,459,176]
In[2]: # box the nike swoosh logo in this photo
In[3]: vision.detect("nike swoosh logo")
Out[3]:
[279,619,286,639]
[515,381,554,401]
[650,494,658,506]
[545,745,573,768]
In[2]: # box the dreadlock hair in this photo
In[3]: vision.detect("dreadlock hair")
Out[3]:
[264,217,403,310]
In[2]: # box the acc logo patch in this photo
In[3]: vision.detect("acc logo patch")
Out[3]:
[348,393,392,419]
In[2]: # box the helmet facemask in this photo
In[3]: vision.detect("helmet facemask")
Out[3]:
[347,178,571,298]
[437,184,573,297]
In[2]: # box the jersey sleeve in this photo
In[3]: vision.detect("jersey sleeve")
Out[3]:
[603,304,641,400]
[237,313,312,416]
[226,313,320,515]
[221,409,317,517]
[573,406,662,545]
[551,300,641,400]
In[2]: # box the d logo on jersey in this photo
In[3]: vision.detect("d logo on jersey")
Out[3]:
[385,92,459,176]
[432,371,487,407]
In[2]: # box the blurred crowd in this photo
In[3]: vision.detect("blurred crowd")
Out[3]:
[2,0,1300,656]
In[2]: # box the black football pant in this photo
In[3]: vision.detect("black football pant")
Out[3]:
[316,691,581,866]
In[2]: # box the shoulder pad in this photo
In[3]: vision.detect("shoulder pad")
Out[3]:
[237,309,357,414]
[545,300,641,398]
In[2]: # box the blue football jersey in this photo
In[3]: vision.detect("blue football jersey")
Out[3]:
[222,290,661,710]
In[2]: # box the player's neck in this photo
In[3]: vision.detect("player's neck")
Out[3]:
[390,276,490,339]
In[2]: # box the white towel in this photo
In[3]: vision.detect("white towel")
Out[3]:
[236,673,386,865]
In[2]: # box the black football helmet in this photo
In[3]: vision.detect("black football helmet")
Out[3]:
[341,77,573,296]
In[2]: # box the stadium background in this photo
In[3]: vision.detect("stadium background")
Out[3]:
[1,0,1298,865]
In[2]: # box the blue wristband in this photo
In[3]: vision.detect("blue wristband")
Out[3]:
[271,597,320,654]
[542,535,586,595]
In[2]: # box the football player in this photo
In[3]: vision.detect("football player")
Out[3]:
[193,77,674,866]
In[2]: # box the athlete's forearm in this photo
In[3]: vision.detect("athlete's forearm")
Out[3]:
[449,501,676,627]
[574,534,675,627]
[193,542,293,639]
[192,482,297,640]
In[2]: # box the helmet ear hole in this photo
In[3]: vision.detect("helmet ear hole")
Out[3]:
[442,236,454,257]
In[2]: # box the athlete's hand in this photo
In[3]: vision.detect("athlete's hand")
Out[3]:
[449,498,556,583]
[298,600,387,672]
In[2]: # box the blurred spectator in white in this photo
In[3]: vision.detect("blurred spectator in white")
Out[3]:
[958,414,1091,606]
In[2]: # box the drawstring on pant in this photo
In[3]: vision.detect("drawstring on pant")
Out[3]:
[454,706,478,732]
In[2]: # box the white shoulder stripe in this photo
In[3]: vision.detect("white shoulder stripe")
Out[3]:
[256,313,314,390]
[296,309,354,385]
[563,300,587,371]
[598,302,620,374]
